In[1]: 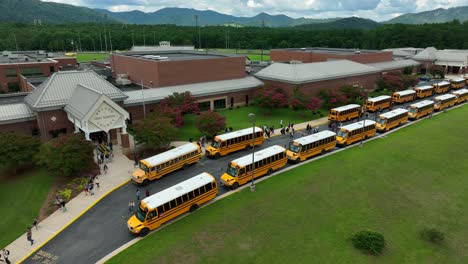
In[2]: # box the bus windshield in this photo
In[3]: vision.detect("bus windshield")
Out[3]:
[136,206,147,222]
[139,163,149,173]
[330,110,338,116]
[408,107,417,114]
[337,130,348,138]
[211,140,220,149]
[375,117,386,125]
[226,166,238,177]
[289,144,301,153]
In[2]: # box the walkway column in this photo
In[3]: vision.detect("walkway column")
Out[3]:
[84,132,91,141]
[120,124,130,148]
[74,118,80,133]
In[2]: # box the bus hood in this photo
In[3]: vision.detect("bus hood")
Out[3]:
[205,146,217,155]
[127,214,143,233]
[132,168,145,181]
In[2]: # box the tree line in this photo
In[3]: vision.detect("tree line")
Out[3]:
[0,20,467,52]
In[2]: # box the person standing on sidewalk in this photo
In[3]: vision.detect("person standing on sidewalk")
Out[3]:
[2,248,11,264]
[27,227,34,246]
[94,176,100,189]
[32,218,39,230]
[145,189,150,197]
[103,164,109,174]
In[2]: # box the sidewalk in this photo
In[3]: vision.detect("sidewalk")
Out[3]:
[9,145,134,264]
[7,117,329,264]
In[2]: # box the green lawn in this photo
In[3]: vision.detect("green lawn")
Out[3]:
[176,105,327,141]
[76,52,110,62]
[0,169,54,248]
[111,104,468,264]
[206,48,270,61]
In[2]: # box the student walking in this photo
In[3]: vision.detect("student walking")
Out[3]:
[136,189,141,201]
[145,189,150,197]
[32,218,39,230]
[83,183,89,196]
[94,176,100,189]
[128,200,135,213]
[2,248,11,264]
[280,120,283,128]
[103,164,109,174]
[27,228,34,246]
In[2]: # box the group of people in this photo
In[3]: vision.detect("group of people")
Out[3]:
[263,125,275,138]
[306,124,319,135]
[128,189,151,213]
[0,248,11,263]
[328,121,343,132]
[83,175,100,196]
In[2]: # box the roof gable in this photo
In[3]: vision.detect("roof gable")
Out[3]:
[25,70,128,110]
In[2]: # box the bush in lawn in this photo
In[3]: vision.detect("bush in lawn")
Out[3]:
[351,230,385,255]
[420,228,444,245]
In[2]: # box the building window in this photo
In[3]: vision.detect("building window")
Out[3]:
[230,97,234,108]
[245,95,249,105]
[4,68,17,78]
[214,99,226,110]
[21,67,42,76]
[7,83,20,93]
[32,129,40,136]
[198,101,211,111]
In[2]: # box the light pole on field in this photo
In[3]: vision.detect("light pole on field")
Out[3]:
[249,113,256,192]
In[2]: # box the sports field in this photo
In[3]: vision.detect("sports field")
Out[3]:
[75,52,109,62]
[110,104,468,263]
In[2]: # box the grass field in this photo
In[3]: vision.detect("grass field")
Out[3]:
[176,105,326,141]
[0,169,54,248]
[76,52,109,62]
[206,48,270,61]
[110,104,468,263]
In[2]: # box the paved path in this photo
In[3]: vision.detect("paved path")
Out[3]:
[7,117,328,263]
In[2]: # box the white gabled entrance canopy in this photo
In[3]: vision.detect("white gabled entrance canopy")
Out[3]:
[64,84,129,140]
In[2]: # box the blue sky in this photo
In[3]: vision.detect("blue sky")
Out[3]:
[43,0,468,21]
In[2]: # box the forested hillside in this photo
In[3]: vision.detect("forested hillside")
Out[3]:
[0,20,467,52]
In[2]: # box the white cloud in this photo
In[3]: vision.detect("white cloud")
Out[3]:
[42,0,468,21]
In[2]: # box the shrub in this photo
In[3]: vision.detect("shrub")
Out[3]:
[351,230,385,255]
[420,228,444,245]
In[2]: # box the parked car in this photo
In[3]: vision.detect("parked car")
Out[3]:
[419,75,431,81]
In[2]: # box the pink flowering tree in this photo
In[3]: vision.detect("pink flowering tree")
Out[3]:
[195,111,226,139]
[159,92,200,127]
[307,97,322,114]
[254,86,288,113]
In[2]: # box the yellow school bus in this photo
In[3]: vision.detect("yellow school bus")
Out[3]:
[392,90,416,104]
[205,127,264,159]
[450,78,466,90]
[365,95,392,112]
[432,81,451,94]
[452,88,468,104]
[408,100,434,120]
[336,120,376,146]
[328,104,362,122]
[132,143,202,185]
[465,76,468,85]
[414,85,434,99]
[286,131,336,163]
[220,145,287,189]
[127,172,218,236]
[375,108,408,132]
[434,94,457,111]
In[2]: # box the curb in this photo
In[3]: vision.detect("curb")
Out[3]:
[17,179,131,264]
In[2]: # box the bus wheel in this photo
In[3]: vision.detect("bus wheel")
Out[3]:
[232,182,239,190]
[189,204,199,212]
[143,179,149,186]
[214,153,220,159]
[267,168,273,175]
[182,163,188,170]
[139,228,149,237]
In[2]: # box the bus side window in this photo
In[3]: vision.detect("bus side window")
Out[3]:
[188,191,194,200]
[157,205,164,215]
[194,188,200,197]
[239,168,245,175]
[221,142,227,148]
[205,183,212,191]
[170,199,176,208]
[148,210,157,220]
[182,194,189,202]
[199,186,206,195]
[163,202,171,211]
[176,196,182,205]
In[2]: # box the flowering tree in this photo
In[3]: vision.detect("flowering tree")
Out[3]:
[129,114,177,149]
[289,86,308,110]
[307,97,322,114]
[402,74,419,89]
[319,89,348,109]
[254,86,287,112]
[195,111,226,138]
[159,92,199,127]
[381,72,404,91]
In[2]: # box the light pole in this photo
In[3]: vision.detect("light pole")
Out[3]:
[360,111,368,148]
[249,113,256,192]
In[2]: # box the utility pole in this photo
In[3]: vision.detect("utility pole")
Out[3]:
[109,30,113,52]
[261,20,265,62]
[153,31,156,46]
[143,26,146,46]
[103,30,108,52]
[78,32,82,52]
[13,33,18,51]
[195,15,201,49]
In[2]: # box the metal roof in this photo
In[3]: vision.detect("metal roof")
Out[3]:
[231,145,286,167]
[367,95,391,103]
[394,90,415,96]
[434,81,450,86]
[64,84,102,121]
[412,47,437,61]
[292,131,336,146]
[367,59,420,71]
[452,89,468,96]
[451,77,466,83]
[216,127,263,141]
[25,70,128,111]
[378,108,408,119]
[410,100,434,108]
[142,143,199,167]
[273,47,383,55]
[331,104,361,112]
[255,60,381,84]
[142,172,214,210]
[124,77,263,106]
[0,103,35,124]
[340,120,376,132]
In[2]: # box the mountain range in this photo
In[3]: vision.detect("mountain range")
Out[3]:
[0,0,467,27]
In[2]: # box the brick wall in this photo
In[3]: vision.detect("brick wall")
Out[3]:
[0,120,38,135]
[36,110,74,141]
[270,50,393,64]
